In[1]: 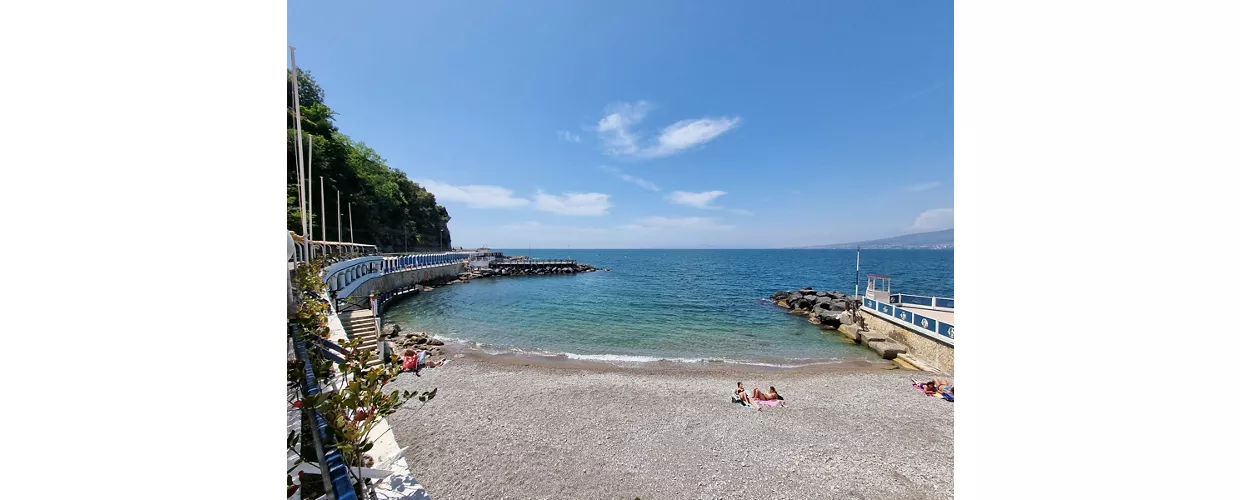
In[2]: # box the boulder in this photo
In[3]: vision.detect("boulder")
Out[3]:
[803,294,820,305]
[869,341,908,360]
[857,330,888,346]
[427,338,445,346]
[816,311,843,329]
[837,324,861,341]
[826,291,846,300]
[798,288,815,294]
[837,310,855,325]
[787,291,803,302]
[793,298,811,310]
[772,291,790,301]
[815,291,831,297]
[829,300,848,311]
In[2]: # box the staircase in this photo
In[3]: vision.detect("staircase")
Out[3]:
[339,309,386,369]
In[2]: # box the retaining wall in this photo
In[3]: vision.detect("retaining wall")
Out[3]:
[346,263,467,298]
[859,310,954,375]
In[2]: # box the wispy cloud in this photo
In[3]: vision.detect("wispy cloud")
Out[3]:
[599,166,660,191]
[597,101,651,156]
[619,216,733,232]
[596,101,740,159]
[557,130,581,143]
[418,180,530,209]
[534,191,613,216]
[912,208,954,231]
[905,181,942,192]
[668,190,727,209]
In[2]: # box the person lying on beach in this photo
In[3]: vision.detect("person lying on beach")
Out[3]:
[752,386,787,407]
[912,378,953,400]
[402,349,448,376]
[732,382,760,410]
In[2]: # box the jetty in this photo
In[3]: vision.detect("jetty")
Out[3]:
[771,275,955,375]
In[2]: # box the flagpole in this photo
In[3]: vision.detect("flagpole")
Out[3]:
[855,246,860,299]
[320,176,326,243]
[289,46,309,262]
[307,136,314,259]
[348,202,354,243]
[337,189,342,243]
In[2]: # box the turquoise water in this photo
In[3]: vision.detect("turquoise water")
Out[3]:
[383,249,953,366]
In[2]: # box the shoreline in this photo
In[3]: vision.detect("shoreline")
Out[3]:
[432,337,904,376]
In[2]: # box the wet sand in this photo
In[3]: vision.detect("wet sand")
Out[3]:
[385,348,954,500]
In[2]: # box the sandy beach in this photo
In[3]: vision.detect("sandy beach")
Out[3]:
[385,351,953,500]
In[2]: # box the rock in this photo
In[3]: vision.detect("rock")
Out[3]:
[857,330,889,347]
[816,291,831,297]
[870,341,908,360]
[803,294,820,304]
[787,291,803,302]
[793,298,811,310]
[427,338,444,346]
[772,291,790,301]
[808,315,821,325]
[838,310,855,325]
[837,324,861,341]
[775,299,790,309]
[816,311,842,328]
[826,291,846,300]
[829,299,848,311]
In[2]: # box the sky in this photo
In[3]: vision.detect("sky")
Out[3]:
[288,0,953,249]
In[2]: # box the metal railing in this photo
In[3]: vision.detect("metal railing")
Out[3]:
[890,293,954,310]
[336,295,371,313]
[290,325,359,500]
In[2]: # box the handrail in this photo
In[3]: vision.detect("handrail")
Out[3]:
[890,293,955,310]
[291,325,359,500]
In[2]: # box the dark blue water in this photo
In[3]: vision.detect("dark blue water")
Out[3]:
[384,250,953,366]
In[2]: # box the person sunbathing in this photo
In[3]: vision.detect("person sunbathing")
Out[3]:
[733,382,760,410]
[912,378,953,399]
[402,349,448,376]
[752,386,787,407]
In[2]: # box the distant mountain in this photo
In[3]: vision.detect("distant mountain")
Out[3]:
[796,229,953,250]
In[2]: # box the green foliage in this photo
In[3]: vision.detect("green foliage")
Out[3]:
[287,70,452,251]
[287,258,436,496]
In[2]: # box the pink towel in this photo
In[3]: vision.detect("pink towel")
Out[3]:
[757,399,780,407]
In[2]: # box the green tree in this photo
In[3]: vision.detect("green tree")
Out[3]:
[287,70,451,251]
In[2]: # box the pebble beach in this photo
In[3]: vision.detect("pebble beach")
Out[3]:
[386,352,954,500]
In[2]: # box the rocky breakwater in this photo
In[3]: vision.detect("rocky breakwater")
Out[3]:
[770,287,909,362]
[381,323,446,357]
[470,263,602,278]
[770,288,858,328]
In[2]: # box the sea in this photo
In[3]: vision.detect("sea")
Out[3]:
[382,249,953,367]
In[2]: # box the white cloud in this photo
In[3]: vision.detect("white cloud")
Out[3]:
[557,130,582,143]
[534,191,613,216]
[596,101,740,159]
[418,179,530,209]
[619,216,733,232]
[905,181,942,192]
[668,190,727,209]
[599,166,660,191]
[912,208,954,231]
[645,117,742,158]
[596,101,651,156]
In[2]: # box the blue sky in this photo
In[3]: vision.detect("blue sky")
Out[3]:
[288,0,953,249]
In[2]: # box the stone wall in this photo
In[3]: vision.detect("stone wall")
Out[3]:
[859,310,954,375]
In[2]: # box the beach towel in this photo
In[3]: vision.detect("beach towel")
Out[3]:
[757,399,780,407]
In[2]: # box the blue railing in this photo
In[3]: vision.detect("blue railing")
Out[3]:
[290,325,359,500]
[862,296,955,342]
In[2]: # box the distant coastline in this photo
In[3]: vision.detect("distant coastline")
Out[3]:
[793,228,954,250]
